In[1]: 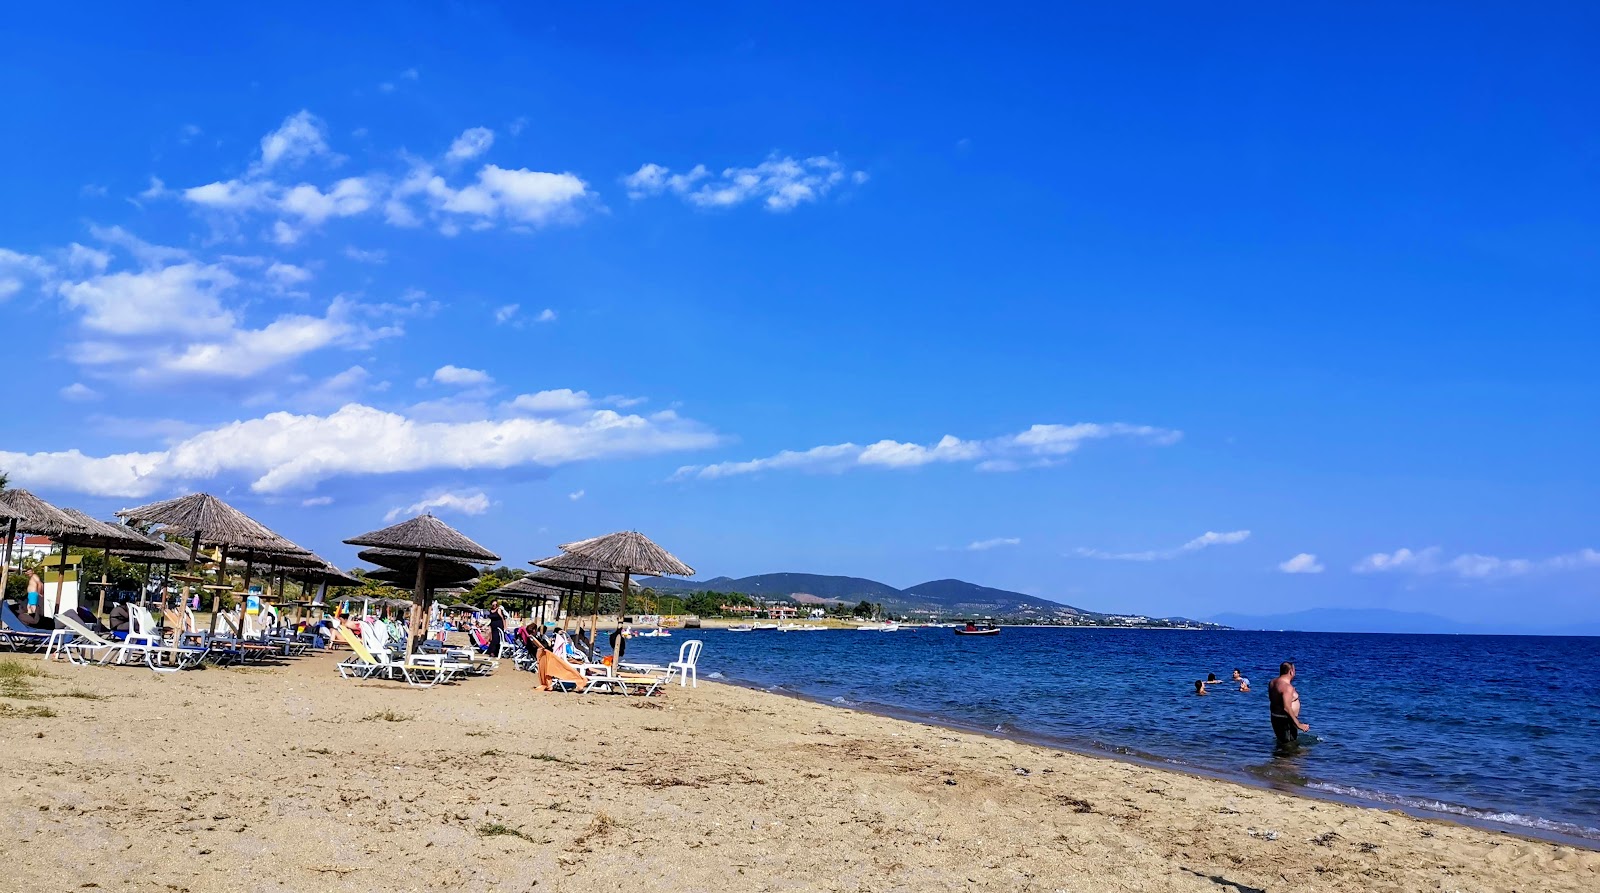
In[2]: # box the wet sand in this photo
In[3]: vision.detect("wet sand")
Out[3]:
[1,651,1593,892]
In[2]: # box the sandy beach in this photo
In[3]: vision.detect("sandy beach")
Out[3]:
[1,651,1593,893]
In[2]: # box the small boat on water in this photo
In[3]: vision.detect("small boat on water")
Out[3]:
[856,622,901,632]
[634,628,672,638]
[728,625,754,632]
[954,619,1000,636]
[753,623,780,631]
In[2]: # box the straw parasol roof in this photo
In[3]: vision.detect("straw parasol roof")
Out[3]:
[491,575,565,599]
[57,508,165,553]
[117,493,308,554]
[301,560,364,588]
[110,528,196,564]
[553,531,695,577]
[365,565,479,588]
[0,489,78,536]
[525,562,623,592]
[357,548,481,578]
[229,547,326,570]
[343,514,499,562]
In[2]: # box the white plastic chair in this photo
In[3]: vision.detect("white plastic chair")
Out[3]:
[668,639,702,687]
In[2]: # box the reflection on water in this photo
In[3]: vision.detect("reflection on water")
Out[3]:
[620,627,1600,843]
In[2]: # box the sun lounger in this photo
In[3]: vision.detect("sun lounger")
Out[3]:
[536,646,662,696]
[335,628,457,687]
[1,601,52,652]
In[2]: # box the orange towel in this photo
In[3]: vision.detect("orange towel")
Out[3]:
[536,648,589,691]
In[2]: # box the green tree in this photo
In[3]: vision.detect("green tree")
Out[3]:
[852,599,875,619]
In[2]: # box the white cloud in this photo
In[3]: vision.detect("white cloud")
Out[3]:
[966,537,1020,551]
[66,243,111,273]
[568,489,585,501]
[138,177,170,200]
[80,183,109,198]
[278,177,375,224]
[57,262,239,336]
[89,225,189,266]
[60,383,99,402]
[265,261,312,286]
[161,111,593,242]
[0,401,719,497]
[1076,530,1251,562]
[301,496,333,507]
[0,248,54,299]
[386,489,491,522]
[624,154,864,211]
[1353,546,1600,581]
[433,365,493,387]
[401,68,419,81]
[675,421,1180,480]
[257,110,333,171]
[506,388,592,414]
[494,303,520,324]
[184,178,272,211]
[343,246,387,264]
[536,308,557,323]
[1278,553,1325,574]
[447,127,495,161]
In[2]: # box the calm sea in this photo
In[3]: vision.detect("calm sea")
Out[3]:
[619,627,1600,845]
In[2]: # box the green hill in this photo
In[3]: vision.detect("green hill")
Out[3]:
[637,571,1086,619]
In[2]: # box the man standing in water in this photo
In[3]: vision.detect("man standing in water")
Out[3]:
[1269,662,1309,745]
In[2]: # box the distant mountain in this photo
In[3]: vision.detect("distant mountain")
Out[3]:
[636,571,1088,619]
[903,579,1088,618]
[640,572,906,602]
[1209,608,1600,636]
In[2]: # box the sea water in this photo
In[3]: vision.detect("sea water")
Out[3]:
[619,627,1600,845]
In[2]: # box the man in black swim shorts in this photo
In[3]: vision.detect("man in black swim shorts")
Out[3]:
[1269,661,1309,744]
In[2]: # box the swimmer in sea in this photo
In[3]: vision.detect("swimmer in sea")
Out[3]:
[1269,661,1309,745]
[1232,668,1251,692]
[1194,679,1208,696]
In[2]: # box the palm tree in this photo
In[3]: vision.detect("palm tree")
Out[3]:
[0,469,9,490]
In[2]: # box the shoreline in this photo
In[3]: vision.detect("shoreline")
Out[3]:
[3,651,1594,892]
[719,671,1600,852]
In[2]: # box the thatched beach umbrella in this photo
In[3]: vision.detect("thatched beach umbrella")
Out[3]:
[489,575,565,626]
[526,563,622,644]
[528,556,626,652]
[539,531,693,661]
[118,493,309,637]
[344,514,499,654]
[55,508,163,618]
[0,489,77,612]
[108,528,195,608]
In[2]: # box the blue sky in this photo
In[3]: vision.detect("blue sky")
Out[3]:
[2,3,1596,628]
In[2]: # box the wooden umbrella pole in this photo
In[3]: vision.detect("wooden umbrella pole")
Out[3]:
[0,518,16,602]
[410,552,428,655]
[207,545,229,638]
[52,535,70,620]
[97,547,111,619]
[588,571,600,658]
[183,531,201,614]
[240,557,255,638]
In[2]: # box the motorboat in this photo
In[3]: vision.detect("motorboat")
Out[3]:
[753,623,780,631]
[954,619,1000,636]
[728,625,754,632]
[634,628,671,638]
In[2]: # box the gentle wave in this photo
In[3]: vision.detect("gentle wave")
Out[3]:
[1307,782,1600,841]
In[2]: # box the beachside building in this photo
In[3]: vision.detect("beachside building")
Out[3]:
[10,534,55,563]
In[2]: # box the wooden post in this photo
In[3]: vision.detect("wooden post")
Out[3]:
[97,547,111,619]
[410,552,428,655]
[207,545,229,638]
[0,518,16,605]
[48,535,68,619]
